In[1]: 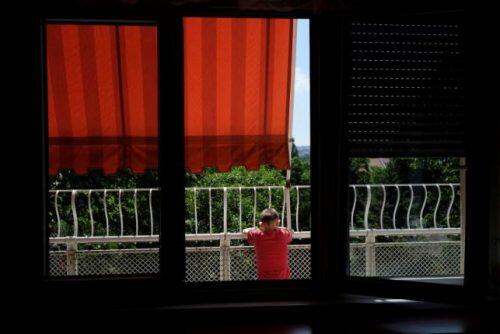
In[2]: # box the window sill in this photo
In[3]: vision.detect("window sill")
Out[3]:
[391,277,464,286]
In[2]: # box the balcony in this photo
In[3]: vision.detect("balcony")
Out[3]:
[48,183,463,281]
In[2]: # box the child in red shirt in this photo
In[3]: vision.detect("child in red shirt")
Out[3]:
[242,208,293,280]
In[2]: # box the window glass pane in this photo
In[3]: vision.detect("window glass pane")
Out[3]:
[348,157,465,285]
[345,18,464,285]
[183,18,311,282]
[46,24,160,277]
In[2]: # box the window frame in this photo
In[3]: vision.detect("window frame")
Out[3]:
[36,8,183,306]
[323,10,477,303]
[176,13,317,300]
[33,1,479,307]
[36,4,320,305]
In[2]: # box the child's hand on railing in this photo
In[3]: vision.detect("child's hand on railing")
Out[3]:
[242,227,257,236]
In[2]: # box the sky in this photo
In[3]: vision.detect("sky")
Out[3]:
[292,19,310,147]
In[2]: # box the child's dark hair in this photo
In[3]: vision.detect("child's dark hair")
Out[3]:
[260,208,280,224]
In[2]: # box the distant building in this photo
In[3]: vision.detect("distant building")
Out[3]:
[369,158,389,168]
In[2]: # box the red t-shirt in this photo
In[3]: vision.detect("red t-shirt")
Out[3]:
[247,227,293,280]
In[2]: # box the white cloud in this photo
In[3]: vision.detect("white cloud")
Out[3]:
[294,66,310,95]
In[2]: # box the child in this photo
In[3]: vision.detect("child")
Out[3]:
[242,208,293,280]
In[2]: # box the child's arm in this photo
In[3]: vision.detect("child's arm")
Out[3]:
[278,226,294,233]
[243,227,259,245]
[243,226,261,237]
[242,227,255,236]
[279,226,294,243]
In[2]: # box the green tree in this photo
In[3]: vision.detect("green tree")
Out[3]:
[349,158,370,184]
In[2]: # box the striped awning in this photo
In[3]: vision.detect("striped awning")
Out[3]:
[47,24,158,175]
[47,19,295,175]
[184,18,295,173]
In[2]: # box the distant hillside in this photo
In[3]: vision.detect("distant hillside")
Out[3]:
[296,146,310,160]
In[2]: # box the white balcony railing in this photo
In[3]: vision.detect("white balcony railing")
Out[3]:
[48,184,463,279]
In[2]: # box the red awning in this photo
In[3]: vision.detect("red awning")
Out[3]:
[47,19,295,175]
[184,18,295,173]
[47,24,158,175]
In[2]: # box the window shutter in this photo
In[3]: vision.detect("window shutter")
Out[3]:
[345,15,464,157]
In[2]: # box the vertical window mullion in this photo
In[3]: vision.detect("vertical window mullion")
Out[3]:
[311,15,349,290]
[159,13,186,289]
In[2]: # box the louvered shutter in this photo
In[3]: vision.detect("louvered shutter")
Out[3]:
[345,15,464,157]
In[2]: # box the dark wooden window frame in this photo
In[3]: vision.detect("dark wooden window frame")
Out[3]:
[32,1,481,309]
[319,10,474,304]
